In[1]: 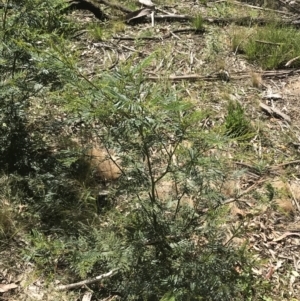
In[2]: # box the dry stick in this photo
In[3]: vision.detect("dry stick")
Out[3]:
[262,68,300,78]
[232,0,295,15]
[273,232,300,242]
[271,160,300,169]
[151,14,192,21]
[148,73,250,81]
[234,160,300,177]
[285,56,300,67]
[150,14,265,25]
[255,40,283,46]
[234,161,260,173]
[259,102,291,123]
[151,14,274,26]
[153,14,300,27]
[113,28,201,41]
[152,14,270,26]
[147,69,300,82]
[55,269,118,291]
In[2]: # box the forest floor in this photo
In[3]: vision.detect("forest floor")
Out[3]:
[77,2,300,299]
[68,1,300,299]
[2,0,300,300]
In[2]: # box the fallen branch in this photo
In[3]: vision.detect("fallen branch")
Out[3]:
[271,160,300,169]
[55,269,119,291]
[113,28,203,41]
[259,102,291,123]
[255,40,283,46]
[146,69,300,82]
[150,14,192,22]
[147,74,235,81]
[262,69,300,78]
[285,55,300,67]
[232,0,295,15]
[273,232,300,242]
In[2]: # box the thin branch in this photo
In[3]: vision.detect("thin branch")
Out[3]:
[285,56,300,67]
[271,160,300,169]
[255,40,283,46]
[259,102,291,123]
[232,0,295,15]
[146,69,300,82]
[113,28,203,41]
[55,269,119,291]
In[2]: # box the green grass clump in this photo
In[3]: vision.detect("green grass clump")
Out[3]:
[240,24,300,69]
[88,23,103,41]
[193,14,204,31]
[225,100,255,141]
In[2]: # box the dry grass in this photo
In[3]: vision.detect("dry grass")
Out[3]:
[85,147,122,182]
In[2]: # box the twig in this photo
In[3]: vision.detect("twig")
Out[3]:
[255,40,283,46]
[232,0,295,15]
[262,69,300,78]
[113,28,203,41]
[146,69,300,82]
[55,269,118,291]
[285,56,300,67]
[259,102,291,123]
[234,161,258,171]
[273,232,300,242]
[151,14,192,21]
[235,160,300,176]
[147,74,220,81]
[271,160,300,169]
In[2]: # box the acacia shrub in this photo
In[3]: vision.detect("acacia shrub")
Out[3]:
[60,59,257,300]
[0,1,259,299]
[0,0,88,236]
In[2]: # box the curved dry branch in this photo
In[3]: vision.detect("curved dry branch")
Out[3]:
[55,269,119,291]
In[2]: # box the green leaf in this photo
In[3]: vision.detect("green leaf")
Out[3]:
[160,291,176,301]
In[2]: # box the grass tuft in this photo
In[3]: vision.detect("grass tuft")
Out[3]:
[237,24,300,69]
[193,14,204,31]
[88,23,103,41]
[225,100,255,141]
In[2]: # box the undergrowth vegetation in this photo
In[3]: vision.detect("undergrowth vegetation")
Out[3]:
[225,100,256,141]
[1,0,296,300]
[233,23,300,69]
